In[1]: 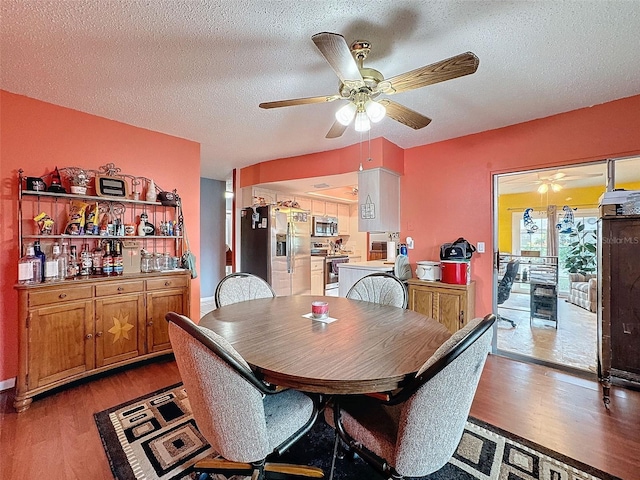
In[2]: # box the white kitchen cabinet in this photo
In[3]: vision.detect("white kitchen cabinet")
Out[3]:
[310,257,325,295]
[324,201,338,217]
[276,192,295,204]
[295,196,312,212]
[311,199,326,216]
[243,186,278,207]
[337,203,350,235]
[358,168,400,233]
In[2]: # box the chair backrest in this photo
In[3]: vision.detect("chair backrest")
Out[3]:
[215,272,276,308]
[346,272,408,308]
[394,254,412,281]
[392,314,495,477]
[166,312,273,463]
[497,260,520,305]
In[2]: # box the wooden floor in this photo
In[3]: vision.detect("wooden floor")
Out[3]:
[1,355,638,480]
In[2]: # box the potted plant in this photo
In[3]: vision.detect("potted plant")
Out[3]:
[563,221,597,274]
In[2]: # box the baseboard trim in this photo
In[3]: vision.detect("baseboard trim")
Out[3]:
[200,296,215,304]
[0,377,16,392]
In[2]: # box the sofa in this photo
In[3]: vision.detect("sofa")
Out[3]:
[567,273,597,312]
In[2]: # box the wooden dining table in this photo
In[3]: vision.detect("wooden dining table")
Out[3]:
[198,295,452,394]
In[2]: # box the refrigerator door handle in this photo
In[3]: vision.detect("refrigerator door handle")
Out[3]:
[287,222,292,274]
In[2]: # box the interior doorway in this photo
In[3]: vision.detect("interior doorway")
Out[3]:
[493,162,605,373]
[493,157,640,373]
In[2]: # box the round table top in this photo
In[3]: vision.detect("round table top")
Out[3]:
[198,295,451,394]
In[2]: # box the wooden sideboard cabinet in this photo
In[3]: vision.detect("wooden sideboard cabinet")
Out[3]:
[14,271,190,412]
[598,214,640,407]
[407,279,476,334]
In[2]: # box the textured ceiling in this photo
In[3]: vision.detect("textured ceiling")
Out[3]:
[2,1,640,182]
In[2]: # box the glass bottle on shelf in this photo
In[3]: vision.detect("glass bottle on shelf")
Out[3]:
[67,245,79,278]
[92,244,104,275]
[103,242,114,276]
[33,241,46,283]
[18,244,42,285]
[80,243,92,276]
[44,243,61,282]
[58,243,70,281]
[138,213,147,236]
[113,241,124,276]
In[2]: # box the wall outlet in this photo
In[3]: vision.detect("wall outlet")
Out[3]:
[477,242,485,253]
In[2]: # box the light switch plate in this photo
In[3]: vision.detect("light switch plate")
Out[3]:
[477,242,485,253]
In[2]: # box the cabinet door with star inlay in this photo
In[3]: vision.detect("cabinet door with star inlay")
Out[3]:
[95,293,145,367]
[27,300,94,389]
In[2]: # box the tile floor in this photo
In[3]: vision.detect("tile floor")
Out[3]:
[497,292,597,372]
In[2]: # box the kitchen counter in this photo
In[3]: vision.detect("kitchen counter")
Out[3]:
[337,260,394,297]
[338,260,393,270]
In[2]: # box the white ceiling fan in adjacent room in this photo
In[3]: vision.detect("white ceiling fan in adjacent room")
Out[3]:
[501,170,604,194]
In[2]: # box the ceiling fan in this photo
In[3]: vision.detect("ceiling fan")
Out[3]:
[503,171,604,193]
[259,32,479,138]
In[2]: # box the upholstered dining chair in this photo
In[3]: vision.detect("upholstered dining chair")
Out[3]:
[324,313,496,479]
[166,312,323,480]
[214,272,276,308]
[346,272,408,308]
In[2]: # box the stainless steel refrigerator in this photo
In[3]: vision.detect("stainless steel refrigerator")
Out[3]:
[240,205,311,296]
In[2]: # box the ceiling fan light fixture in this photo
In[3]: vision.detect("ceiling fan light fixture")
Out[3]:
[364,99,386,123]
[551,182,563,192]
[537,183,549,194]
[335,102,357,126]
[354,110,371,132]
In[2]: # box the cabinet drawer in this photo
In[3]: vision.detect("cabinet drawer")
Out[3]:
[29,286,93,307]
[95,280,144,297]
[311,261,325,272]
[146,276,189,291]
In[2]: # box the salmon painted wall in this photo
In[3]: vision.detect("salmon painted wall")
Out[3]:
[403,94,640,317]
[0,91,201,384]
[239,137,403,186]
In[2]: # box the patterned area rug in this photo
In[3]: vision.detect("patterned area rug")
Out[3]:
[94,383,620,480]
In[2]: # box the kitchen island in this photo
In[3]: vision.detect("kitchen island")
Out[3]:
[337,260,394,297]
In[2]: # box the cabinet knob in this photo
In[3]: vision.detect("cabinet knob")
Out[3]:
[86,333,93,340]
[164,281,171,286]
[147,320,154,326]
[117,286,124,292]
[96,331,103,337]
[59,293,67,299]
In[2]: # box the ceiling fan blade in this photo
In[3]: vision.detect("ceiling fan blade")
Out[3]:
[325,119,348,139]
[312,32,364,88]
[379,100,432,130]
[380,52,479,94]
[259,94,340,109]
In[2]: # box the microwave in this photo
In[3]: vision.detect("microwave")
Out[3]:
[312,216,338,237]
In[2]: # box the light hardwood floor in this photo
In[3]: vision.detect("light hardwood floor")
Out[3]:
[1,355,638,480]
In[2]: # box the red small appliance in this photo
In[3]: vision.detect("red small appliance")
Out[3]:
[440,260,470,285]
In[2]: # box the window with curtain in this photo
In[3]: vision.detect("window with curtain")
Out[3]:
[512,207,598,294]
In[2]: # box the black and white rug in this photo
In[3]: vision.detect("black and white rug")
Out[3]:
[94,383,620,480]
